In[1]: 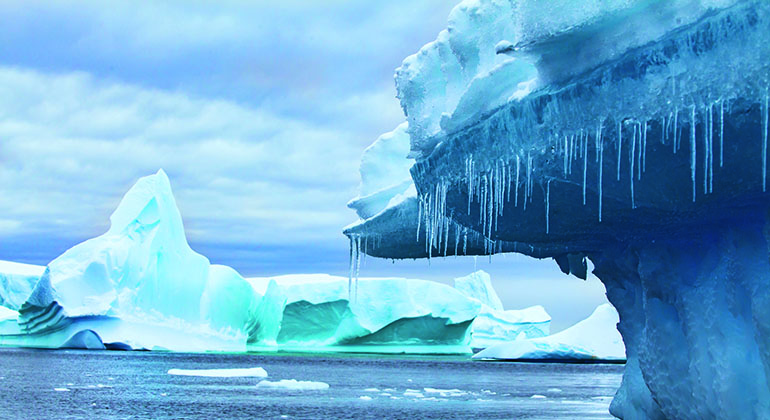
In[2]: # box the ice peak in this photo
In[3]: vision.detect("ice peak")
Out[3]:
[107,169,188,247]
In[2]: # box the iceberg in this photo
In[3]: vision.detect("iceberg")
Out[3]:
[244,271,549,354]
[245,274,481,354]
[473,304,625,361]
[345,0,770,418]
[2,170,256,352]
[453,271,550,350]
[0,170,546,353]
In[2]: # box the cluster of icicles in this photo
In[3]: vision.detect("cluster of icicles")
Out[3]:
[346,94,770,297]
[411,94,768,259]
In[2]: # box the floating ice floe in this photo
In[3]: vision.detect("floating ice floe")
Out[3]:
[167,367,268,378]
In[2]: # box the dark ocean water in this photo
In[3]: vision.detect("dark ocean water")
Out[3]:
[0,348,623,419]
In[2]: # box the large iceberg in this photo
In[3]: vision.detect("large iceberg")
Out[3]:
[3,170,254,352]
[244,271,549,354]
[345,1,770,418]
[245,274,480,354]
[473,304,625,362]
[0,170,550,353]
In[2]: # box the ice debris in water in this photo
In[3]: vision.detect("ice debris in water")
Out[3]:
[256,379,330,391]
[167,367,268,378]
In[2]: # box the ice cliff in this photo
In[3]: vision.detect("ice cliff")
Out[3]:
[345,0,770,418]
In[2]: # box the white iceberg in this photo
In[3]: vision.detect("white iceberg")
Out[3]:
[453,271,550,350]
[473,304,625,361]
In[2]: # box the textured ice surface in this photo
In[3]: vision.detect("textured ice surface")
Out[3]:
[473,304,624,361]
[167,367,267,378]
[0,261,44,310]
[245,274,480,353]
[245,271,548,353]
[347,1,770,418]
[3,170,255,352]
[453,271,550,349]
[256,379,329,391]
[347,123,415,220]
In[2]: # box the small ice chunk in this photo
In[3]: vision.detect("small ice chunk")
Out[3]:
[256,379,329,391]
[547,388,563,393]
[359,396,373,401]
[424,387,467,396]
[404,390,425,398]
[54,388,70,392]
[531,394,547,399]
[167,367,267,378]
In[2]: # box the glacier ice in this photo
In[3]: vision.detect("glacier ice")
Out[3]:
[2,170,254,352]
[245,274,481,354]
[0,170,548,353]
[0,260,45,310]
[245,271,549,354]
[453,271,550,350]
[473,304,625,361]
[346,0,770,418]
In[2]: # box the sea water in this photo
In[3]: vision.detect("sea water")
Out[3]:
[0,348,622,419]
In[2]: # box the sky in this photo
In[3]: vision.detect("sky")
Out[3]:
[0,0,609,331]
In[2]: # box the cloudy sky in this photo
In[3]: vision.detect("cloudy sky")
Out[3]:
[0,1,608,331]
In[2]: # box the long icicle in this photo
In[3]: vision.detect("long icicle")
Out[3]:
[598,126,604,222]
[617,121,623,181]
[762,91,770,192]
[691,106,697,202]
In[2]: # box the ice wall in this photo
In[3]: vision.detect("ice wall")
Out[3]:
[347,0,770,418]
[245,274,481,353]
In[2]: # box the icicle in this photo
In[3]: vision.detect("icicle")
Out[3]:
[642,121,647,175]
[515,155,520,207]
[583,132,588,205]
[630,123,636,209]
[454,223,460,256]
[354,235,361,301]
[563,137,569,175]
[617,121,623,181]
[674,108,679,153]
[545,179,551,234]
[598,130,604,222]
[416,196,423,242]
[463,229,468,255]
[762,91,770,192]
[348,235,355,300]
[691,106,697,202]
[719,100,724,167]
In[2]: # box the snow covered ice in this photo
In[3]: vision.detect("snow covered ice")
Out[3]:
[473,304,625,362]
[345,0,770,418]
[0,170,550,354]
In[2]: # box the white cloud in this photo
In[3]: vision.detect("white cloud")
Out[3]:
[0,67,387,248]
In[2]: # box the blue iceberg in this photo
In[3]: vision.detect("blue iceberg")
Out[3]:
[345,1,770,418]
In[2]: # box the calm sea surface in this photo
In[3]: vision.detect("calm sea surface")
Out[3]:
[0,348,622,419]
